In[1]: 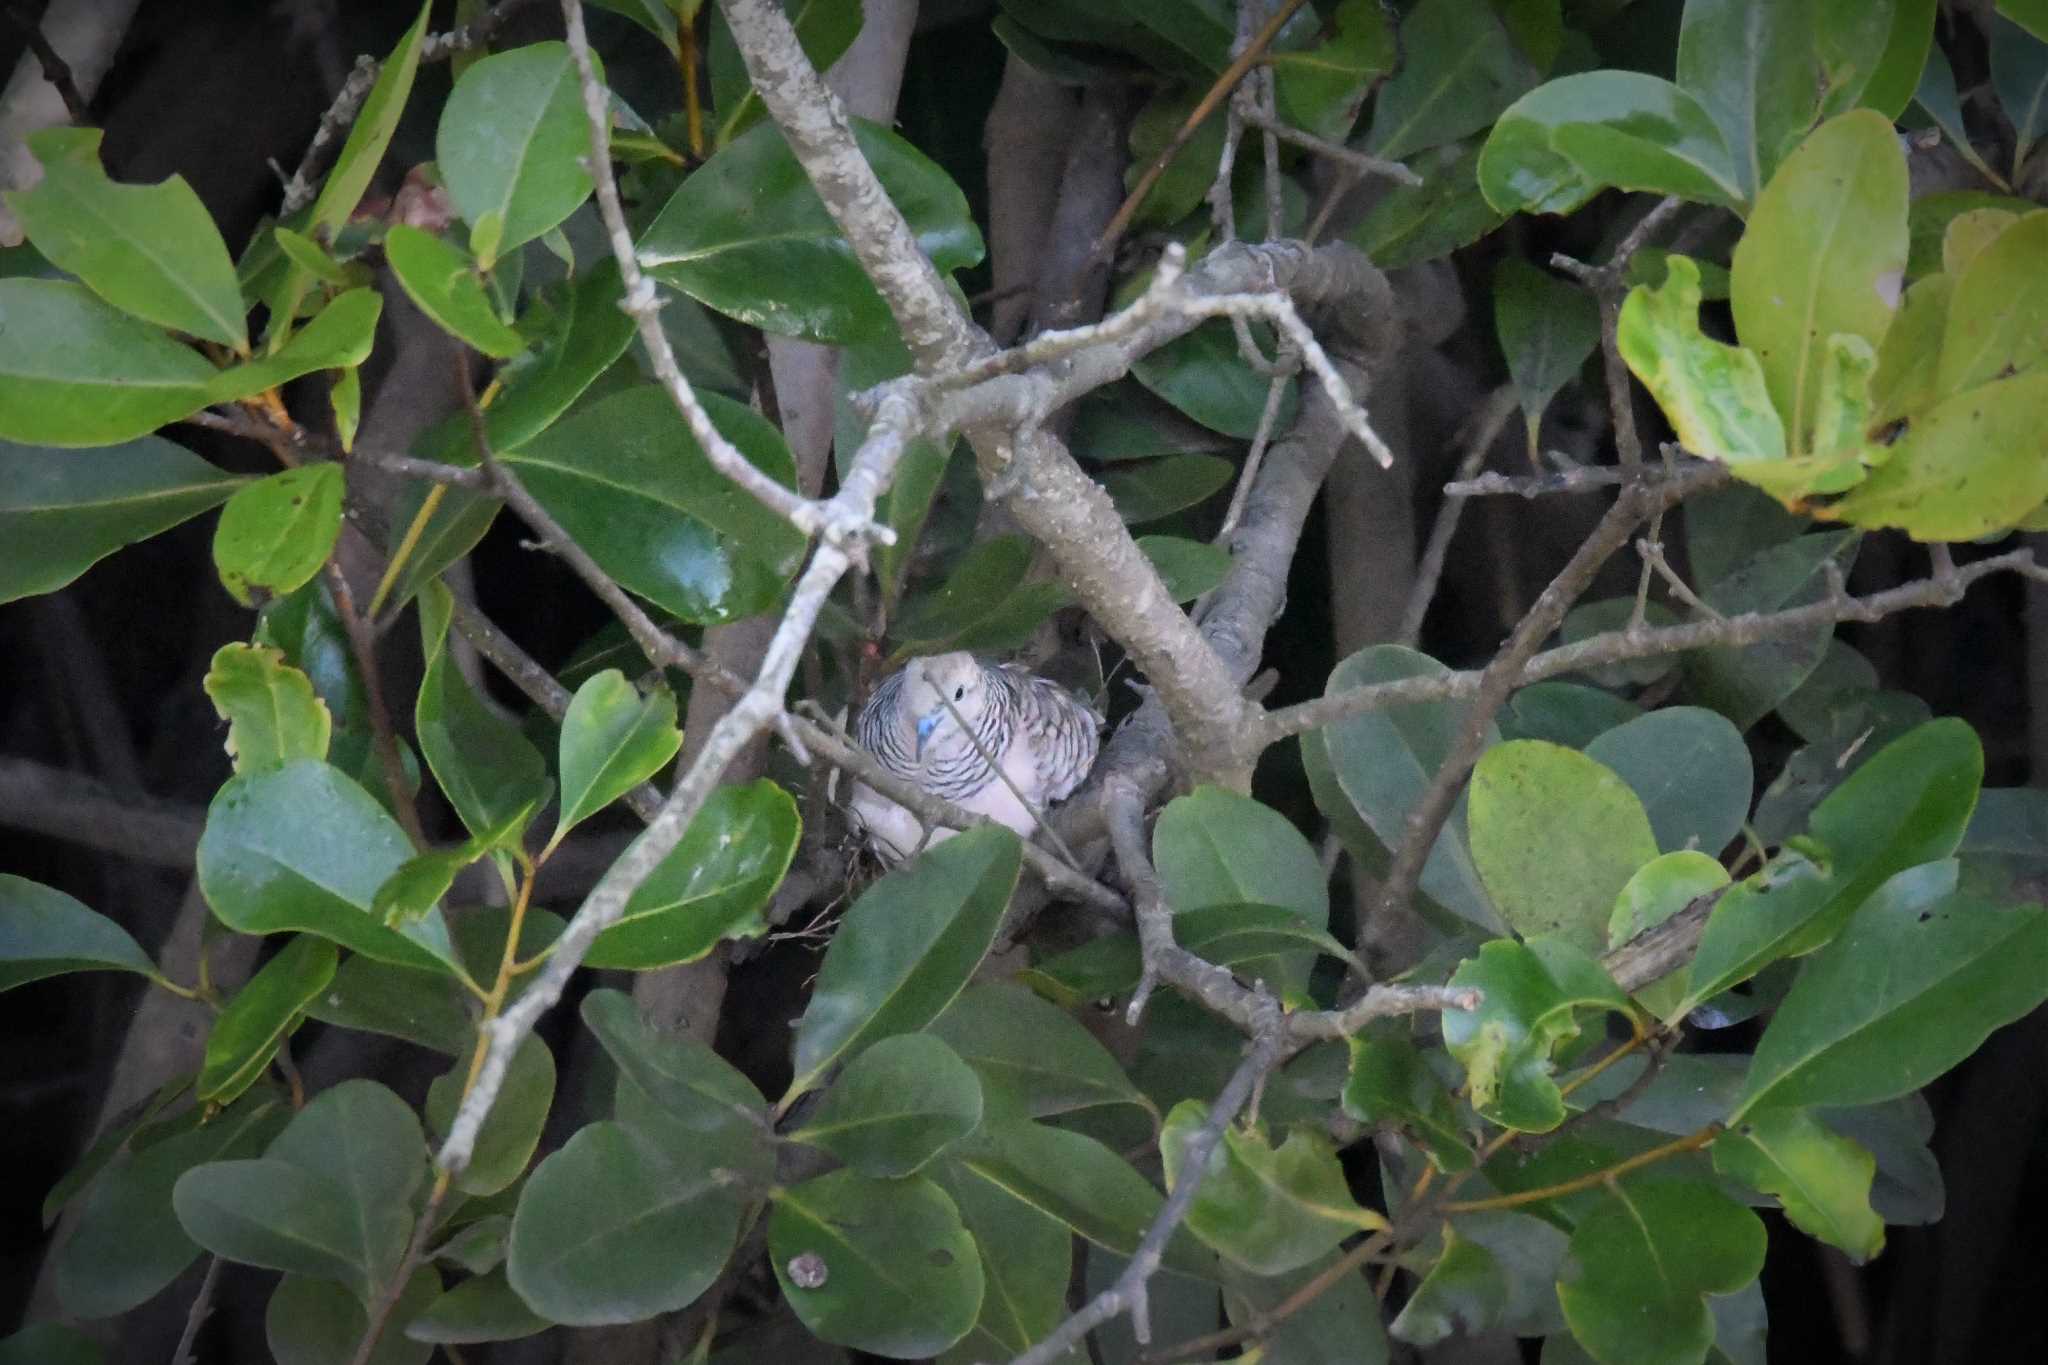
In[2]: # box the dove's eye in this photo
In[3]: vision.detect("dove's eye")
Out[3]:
[954,686,965,700]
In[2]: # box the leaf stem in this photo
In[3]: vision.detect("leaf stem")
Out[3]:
[1439,1123,1723,1214]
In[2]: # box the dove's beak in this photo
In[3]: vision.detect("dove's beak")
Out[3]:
[914,711,941,759]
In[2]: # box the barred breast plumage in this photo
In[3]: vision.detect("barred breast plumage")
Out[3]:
[847,651,1103,863]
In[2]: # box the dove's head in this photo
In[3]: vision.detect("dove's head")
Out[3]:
[900,652,986,760]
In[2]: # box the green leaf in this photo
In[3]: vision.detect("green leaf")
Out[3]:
[787,825,1021,1099]
[1271,0,1392,139]
[311,3,430,237]
[198,759,460,973]
[580,988,772,1143]
[1862,0,1939,120]
[7,127,247,349]
[1368,0,1535,160]
[1478,72,1743,216]
[1681,719,1983,1013]
[1137,535,1232,601]
[949,1119,1214,1278]
[1609,851,1728,1018]
[174,1158,379,1298]
[1123,88,1228,230]
[427,1036,555,1196]
[207,287,383,405]
[204,643,333,773]
[1712,1108,1883,1261]
[0,278,218,446]
[305,955,471,1053]
[593,0,679,53]
[1616,255,1787,469]
[1342,1035,1474,1171]
[640,116,983,344]
[1154,787,1328,929]
[583,778,800,968]
[1173,903,1361,972]
[1684,531,1859,729]
[1223,1246,1392,1364]
[1391,1226,1506,1346]
[925,980,1148,1120]
[212,464,344,608]
[1730,111,1906,457]
[267,1269,439,1365]
[548,669,680,852]
[1495,257,1598,452]
[1161,1100,1383,1275]
[416,580,550,846]
[1827,368,2048,539]
[41,1077,192,1230]
[1129,326,1298,441]
[507,1118,749,1325]
[0,874,158,993]
[790,1033,982,1177]
[1469,740,1658,952]
[1096,452,1236,523]
[1935,209,2048,394]
[1556,1180,1766,1365]
[198,935,337,1104]
[930,1160,1076,1363]
[485,257,640,449]
[437,42,595,265]
[1584,707,1752,858]
[1349,141,1507,268]
[1993,14,2048,165]
[53,1089,288,1318]
[384,226,526,357]
[1304,645,1503,933]
[1674,0,1839,200]
[1497,681,1641,749]
[0,435,240,603]
[1734,862,2048,1119]
[502,385,806,625]
[0,1325,101,1365]
[1442,938,1631,1132]
[272,1079,430,1280]
[896,535,1038,644]
[405,1269,552,1343]
[770,1169,982,1357]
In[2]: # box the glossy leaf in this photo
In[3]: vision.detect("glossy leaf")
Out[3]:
[580,988,772,1151]
[1556,1180,1766,1365]
[309,3,430,237]
[1161,1100,1384,1275]
[1827,369,2048,539]
[1137,535,1230,601]
[211,464,343,608]
[1469,740,1658,952]
[206,287,383,405]
[1585,707,1751,857]
[641,117,983,343]
[204,642,332,773]
[198,935,337,1104]
[427,1035,555,1197]
[0,278,218,446]
[405,1269,551,1344]
[770,1169,982,1357]
[930,1160,1076,1364]
[896,534,1037,644]
[1713,1108,1883,1261]
[1129,325,1297,441]
[1495,257,1598,452]
[949,1119,1213,1278]
[7,127,246,348]
[1992,14,2048,162]
[1734,863,2048,1120]
[1936,206,2048,388]
[415,579,549,846]
[1173,903,1361,973]
[1225,1247,1391,1364]
[789,1033,982,1177]
[1681,719,1983,1013]
[925,980,1147,1120]
[503,386,805,625]
[1271,0,1392,139]
[1391,1227,1506,1346]
[306,955,472,1054]
[709,0,865,142]
[787,825,1021,1098]
[1368,0,1534,160]
[53,1090,288,1318]
[1442,938,1632,1132]
[1617,255,1786,473]
[487,257,639,448]
[384,225,525,357]
[174,1159,372,1298]
[1684,531,1859,729]
[1096,452,1236,523]
[197,759,459,973]
[1154,786,1327,930]
[583,779,800,968]
[437,43,595,264]
[1730,111,1906,455]
[0,874,158,993]
[1497,681,1641,749]
[508,1117,748,1325]
[1479,72,1742,216]
[1350,141,1507,268]
[1343,1034,1474,1171]
[0,436,240,603]
[273,1080,428,1268]
[1304,644,1503,933]
[548,669,680,852]
[267,1270,438,1365]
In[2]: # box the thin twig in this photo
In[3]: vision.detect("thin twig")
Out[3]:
[1398,386,1518,645]
[1242,111,1421,186]
[347,1182,450,1365]
[2,4,88,119]
[1636,536,1721,618]
[170,1255,223,1365]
